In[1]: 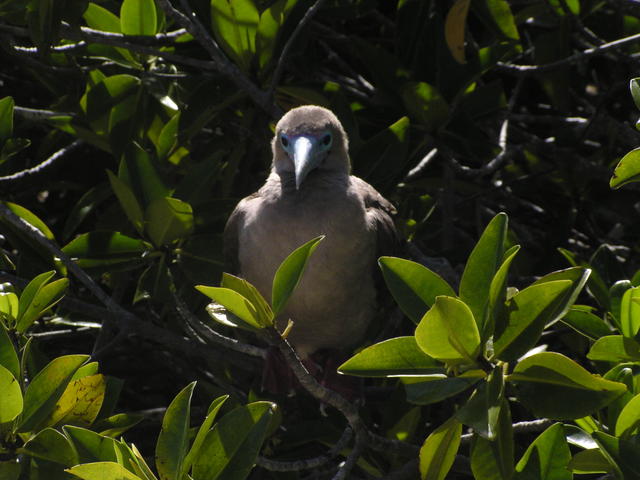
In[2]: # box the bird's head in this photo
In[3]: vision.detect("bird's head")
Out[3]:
[272,105,350,190]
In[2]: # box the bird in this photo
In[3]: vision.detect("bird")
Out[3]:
[223,105,399,360]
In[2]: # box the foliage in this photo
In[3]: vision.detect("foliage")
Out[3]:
[2,0,640,478]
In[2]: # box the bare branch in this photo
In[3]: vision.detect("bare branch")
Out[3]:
[269,0,328,98]
[497,32,640,74]
[0,139,83,188]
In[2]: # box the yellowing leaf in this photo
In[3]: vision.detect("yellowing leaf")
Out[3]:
[444,0,471,64]
[41,374,106,428]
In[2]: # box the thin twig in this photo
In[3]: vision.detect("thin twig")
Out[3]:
[405,148,438,181]
[14,106,74,120]
[269,0,328,98]
[497,32,640,74]
[0,139,83,187]
[257,427,352,472]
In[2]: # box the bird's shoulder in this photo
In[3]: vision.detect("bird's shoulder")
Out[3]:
[349,175,397,216]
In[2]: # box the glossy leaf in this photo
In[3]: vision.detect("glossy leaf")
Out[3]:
[530,267,591,325]
[509,352,627,419]
[119,144,170,208]
[120,0,157,35]
[587,335,640,362]
[40,374,106,428]
[419,417,461,480]
[156,113,180,160]
[192,401,275,480]
[210,0,259,71]
[0,322,20,380]
[156,382,195,480]
[0,364,22,423]
[63,426,119,463]
[271,235,324,316]
[568,448,613,474]
[182,395,229,476]
[620,286,640,338]
[403,373,482,405]
[493,280,572,361]
[196,286,262,329]
[561,306,612,340]
[222,273,273,327]
[63,231,151,270]
[415,296,481,365]
[19,354,89,432]
[66,462,143,480]
[592,431,640,478]
[469,399,514,480]
[19,428,78,466]
[460,213,508,333]
[145,197,194,247]
[2,201,56,240]
[610,147,640,189]
[16,271,68,333]
[107,171,145,234]
[514,423,571,480]
[338,336,442,377]
[0,96,14,143]
[487,244,520,339]
[615,392,640,437]
[378,256,456,324]
[455,368,504,440]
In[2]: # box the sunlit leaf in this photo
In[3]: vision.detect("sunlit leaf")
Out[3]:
[145,197,194,247]
[67,462,143,480]
[514,423,571,480]
[419,417,461,480]
[196,286,262,329]
[0,364,22,423]
[19,428,78,466]
[610,147,640,189]
[120,0,157,35]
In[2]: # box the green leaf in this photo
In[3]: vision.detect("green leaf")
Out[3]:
[19,354,89,433]
[63,231,151,271]
[210,0,259,72]
[455,368,504,440]
[0,96,14,144]
[0,461,20,480]
[196,286,262,330]
[120,0,157,35]
[378,257,456,324]
[484,0,520,41]
[419,417,461,480]
[156,113,180,160]
[459,213,508,334]
[401,82,450,132]
[255,0,296,69]
[403,373,482,405]
[1,137,31,164]
[94,413,144,437]
[145,197,194,247]
[487,245,520,339]
[415,296,481,365]
[610,147,640,189]
[63,426,118,464]
[531,267,591,326]
[183,395,229,475]
[338,336,442,377]
[0,322,20,380]
[221,273,273,328]
[80,74,141,134]
[568,448,613,474]
[119,145,170,209]
[620,286,640,338]
[2,201,56,240]
[561,306,612,340]
[67,462,143,480]
[16,270,68,333]
[107,171,145,234]
[83,3,120,31]
[615,392,640,437]
[508,352,627,420]
[192,401,275,480]
[0,364,22,423]
[41,374,106,429]
[514,423,571,480]
[271,235,324,315]
[19,428,78,466]
[630,78,640,111]
[156,382,195,480]
[470,398,514,480]
[587,335,640,362]
[493,280,572,361]
[592,431,640,478]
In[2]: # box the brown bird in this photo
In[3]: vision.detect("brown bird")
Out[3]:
[224,105,398,359]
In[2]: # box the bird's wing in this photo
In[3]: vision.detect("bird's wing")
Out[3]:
[223,192,259,275]
[352,176,401,258]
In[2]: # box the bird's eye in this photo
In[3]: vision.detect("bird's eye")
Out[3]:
[280,135,289,148]
[322,133,332,146]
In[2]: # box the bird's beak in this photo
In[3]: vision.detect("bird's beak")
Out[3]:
[292,136,320,190]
